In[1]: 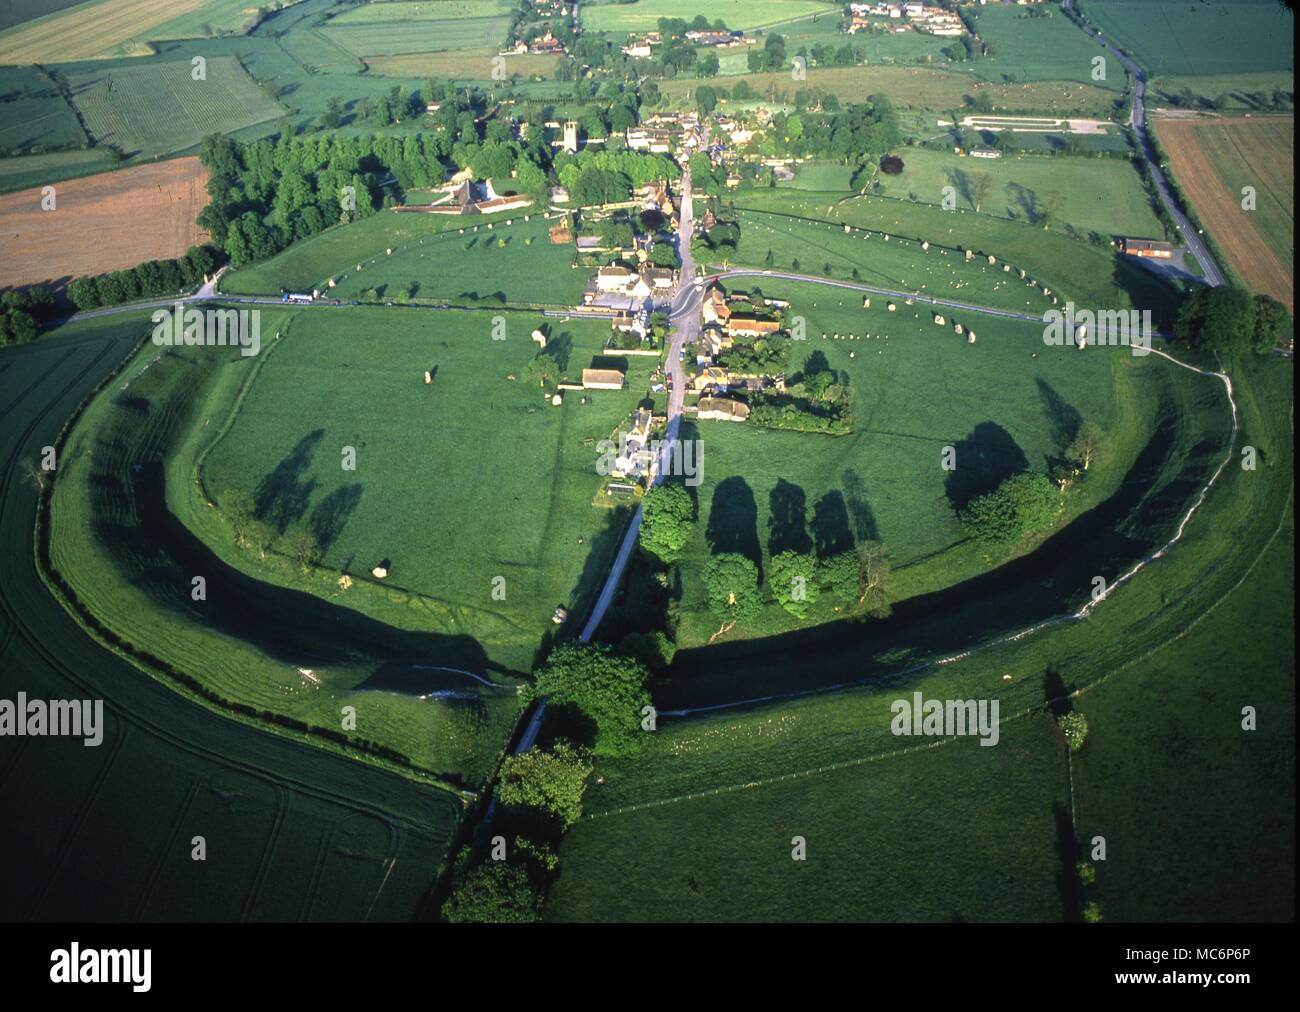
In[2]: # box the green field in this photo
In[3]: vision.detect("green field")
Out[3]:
[322,16,511,57]
[0,65,87,152]
[1078,0,1294,76]
[328,213,587,307]
[66,55,284,157]
[1149,72,1295,111]
[867,147,1163,239]
[662,65,1122,117]
[548,712,1070,921]
[44,298,659,778]
[329,1,511,24]
[732,189,1185,324]
[223,210,585,307]
[965,4,1121,91]
[222,211,475,296]
[582,0,837,34]
[1,314,460,921]
[668,281,1126,649]
[724,207,1066,314]
[548,349,1291,922]
[194,305,651,679]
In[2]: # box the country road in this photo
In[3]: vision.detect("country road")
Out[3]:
[1061,0,1226,286]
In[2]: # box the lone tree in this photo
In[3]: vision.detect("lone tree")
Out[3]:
[640,482,694,563]
[962,472,1060,544]
[1059,710,1089,752]
[495,743,593,831]
[1066,421,1105,474]
[970,171,993,213]
[442,862,541,924]
[769,550,819,619]
[528,643,651,756]
[856,539,892,618]
[703,552,761,633]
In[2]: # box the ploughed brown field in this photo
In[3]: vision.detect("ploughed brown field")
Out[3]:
[0,156,210,290]
[1155,116,1294,314]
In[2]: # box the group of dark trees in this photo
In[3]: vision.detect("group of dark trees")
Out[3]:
[1174,285,1291,357]
[66,245,219,311]
[768,94,901,162]
[0,286,56,347]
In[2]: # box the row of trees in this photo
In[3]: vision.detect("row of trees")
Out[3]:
[66,245,219,310]
[641,482,891,629]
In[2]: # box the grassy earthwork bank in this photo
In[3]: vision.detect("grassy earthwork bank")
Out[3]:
[1,313,460,921]
[550,349,1292,922]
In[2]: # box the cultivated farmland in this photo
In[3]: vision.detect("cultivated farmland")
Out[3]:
[0,0,210,64]
[322,16,511,57]
[0,65,87,153]
[366,50,561,80]
[1077,0,1295,77]
[1155,116,1294,312]
[0,156,210,289]
[66,56,285,157]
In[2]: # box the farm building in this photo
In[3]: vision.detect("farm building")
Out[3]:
[1120,238,1175,259]
[582,368,626,390]
[697,397,751,422]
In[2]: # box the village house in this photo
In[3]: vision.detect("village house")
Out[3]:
[691,366,733,394]
[613,407,656,478]
[725,314,782,339]
[595,265,638,292]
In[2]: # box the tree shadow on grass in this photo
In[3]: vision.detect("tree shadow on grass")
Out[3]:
[254,429,323,533]
[1054,801,1084,923]
[768,479,811,556]
[841,468,879,542]
[811,489,854,558]
[96,458,504,684]
[1036,378,1082,459]
[706,476,762,573]
[309,483,364,555]
[944,421,1028,512]
[660,408,1195,709]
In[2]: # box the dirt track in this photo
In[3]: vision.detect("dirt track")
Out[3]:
[1155,117,1294,313]
[0,157,210,290]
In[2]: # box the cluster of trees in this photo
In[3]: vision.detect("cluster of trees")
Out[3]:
[704,538,891,627]
[641,481,891,630]
[221,490,324,575]
[961,472,1061,545]
[749,359,852,436]
[66,246,219,310]
[747,33,788,73]
[1174,285,1291,357]
[525,643,653,758]
[766,95,901,162]
[0,286,56,346]
[556,148,680,205]
[443,740,594,923]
